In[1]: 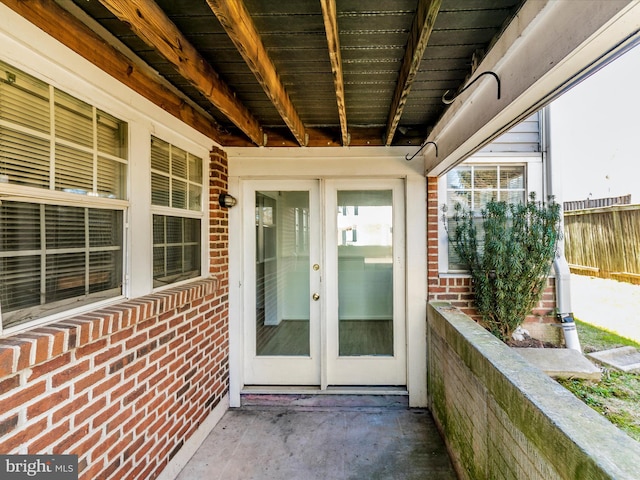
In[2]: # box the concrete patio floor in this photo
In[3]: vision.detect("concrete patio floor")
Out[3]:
[176,395,457,480]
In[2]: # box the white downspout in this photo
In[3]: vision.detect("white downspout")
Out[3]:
[543,107,581,351]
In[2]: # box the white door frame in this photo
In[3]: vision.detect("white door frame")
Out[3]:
[227,148,427,407]
[241,178,407,388]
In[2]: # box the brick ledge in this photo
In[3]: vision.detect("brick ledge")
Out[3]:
[0,278,219,378]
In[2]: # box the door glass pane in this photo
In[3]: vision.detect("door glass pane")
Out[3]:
[337,190,393,356]
[255,191,310,356]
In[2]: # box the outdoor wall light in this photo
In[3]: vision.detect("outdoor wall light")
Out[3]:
[219,193,237,209]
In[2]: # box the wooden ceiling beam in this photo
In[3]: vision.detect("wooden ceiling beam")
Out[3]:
[384,0,441,146]
[320,0,349,146]
[222,127,386,148]
[0,0,231,143]
[206,0,307,147]
[97,0,264,146]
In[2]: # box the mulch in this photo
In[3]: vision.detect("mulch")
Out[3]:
[505,338,561,348]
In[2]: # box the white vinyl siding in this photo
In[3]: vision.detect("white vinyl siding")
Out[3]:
[478,112,541,153]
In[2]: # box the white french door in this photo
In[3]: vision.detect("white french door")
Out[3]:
[242,180,321,385]
[325,179,406,386]
[242,179,406,387]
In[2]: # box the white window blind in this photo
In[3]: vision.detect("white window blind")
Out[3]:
[0,60,128,330]
[0,202,123,328]
[152,215,201,287]
[150,136,203,287]
[0,61,127,198]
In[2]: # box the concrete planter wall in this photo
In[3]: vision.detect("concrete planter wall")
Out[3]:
[427,302,640,480]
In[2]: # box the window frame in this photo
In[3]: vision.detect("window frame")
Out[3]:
[149,136,206,290]
[438,155,544,275]
[0,61,129,334]
[0,26,213,335]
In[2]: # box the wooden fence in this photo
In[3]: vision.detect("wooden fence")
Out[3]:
[563,204,640,284]
[563,194,631,212]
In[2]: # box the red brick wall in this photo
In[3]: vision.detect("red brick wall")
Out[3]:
[426,177,559,340]
[0,148,230,479]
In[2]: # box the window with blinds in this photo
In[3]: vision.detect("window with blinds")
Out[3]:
[150,137,203,287]
[445,164,526,270]
[0,60,127,329]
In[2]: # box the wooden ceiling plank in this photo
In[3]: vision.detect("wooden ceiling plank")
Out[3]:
[384,0,442,146]
[206,0,307,146]
[0,0,232,143]
[97,0,264,146]
[320,0,349,146]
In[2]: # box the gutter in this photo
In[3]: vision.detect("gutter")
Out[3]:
[543,107,581,351]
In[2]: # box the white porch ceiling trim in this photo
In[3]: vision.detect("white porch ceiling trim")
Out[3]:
[425,0,640,177]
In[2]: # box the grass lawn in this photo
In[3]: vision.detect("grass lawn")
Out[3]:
[557,319,640,442]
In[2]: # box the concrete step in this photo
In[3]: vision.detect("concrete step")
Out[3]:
[588,346,640,373]
[513,348,602,381]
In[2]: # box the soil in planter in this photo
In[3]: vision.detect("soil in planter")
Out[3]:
[506,338,561,348]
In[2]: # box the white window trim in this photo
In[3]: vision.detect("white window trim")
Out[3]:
[437,155,544,275]
[0,12,215,333]
[149,136,206,291]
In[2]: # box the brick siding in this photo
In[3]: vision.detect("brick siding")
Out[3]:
[426,177,559,340]
[0,148,230,479]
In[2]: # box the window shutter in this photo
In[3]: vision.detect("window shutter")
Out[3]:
[45,204,85,248]
[171,146,187,178]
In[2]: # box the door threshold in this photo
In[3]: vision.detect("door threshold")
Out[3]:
[240,386,409,408]
[241,385,408,395]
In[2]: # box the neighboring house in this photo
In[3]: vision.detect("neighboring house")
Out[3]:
[431,111,561,342]
[0,2,637,479]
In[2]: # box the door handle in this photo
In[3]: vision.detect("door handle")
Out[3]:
[312,293,320,301]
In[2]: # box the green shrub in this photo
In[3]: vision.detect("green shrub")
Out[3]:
[446,193,561,341]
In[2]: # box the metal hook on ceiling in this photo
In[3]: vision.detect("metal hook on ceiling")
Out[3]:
[442,71,501,105]
[405,140,438,162]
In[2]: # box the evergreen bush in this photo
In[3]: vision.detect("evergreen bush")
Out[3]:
[445,192,561,341]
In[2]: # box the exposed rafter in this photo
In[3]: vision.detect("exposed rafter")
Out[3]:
[6,0,545,151]
[206,0,308,147]
[0,0,225,143]
[320,0,348,146]
[384,0,442,146]
[97,0,264,146]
